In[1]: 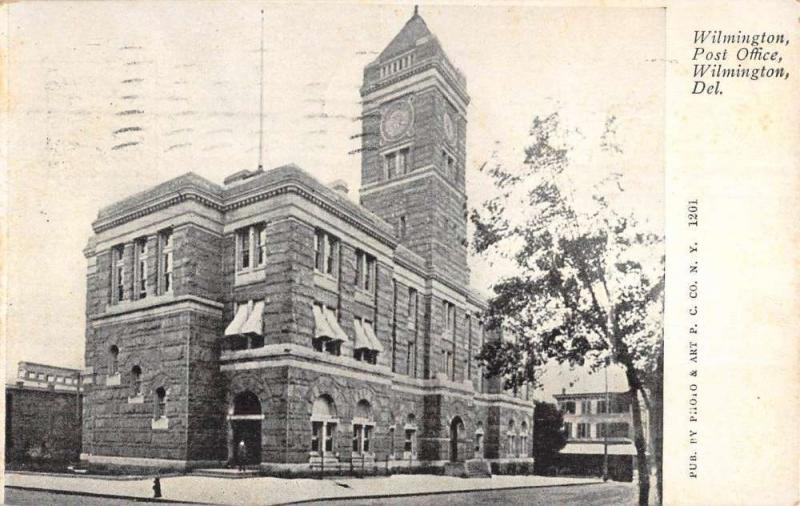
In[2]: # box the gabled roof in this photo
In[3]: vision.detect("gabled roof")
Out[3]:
[377,9,434,62]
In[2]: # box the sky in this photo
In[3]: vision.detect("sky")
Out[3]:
[5,2,664,398]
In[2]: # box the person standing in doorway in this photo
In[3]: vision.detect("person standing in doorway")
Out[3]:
[237,439,248,472]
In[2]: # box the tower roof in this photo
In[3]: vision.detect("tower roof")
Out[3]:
[377,8,433,62]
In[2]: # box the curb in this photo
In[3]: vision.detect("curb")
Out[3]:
[4,484,210,504]
[274,479,607,505]
[6,470,184,481]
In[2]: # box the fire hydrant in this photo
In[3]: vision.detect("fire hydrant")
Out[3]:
[153,476,162,498]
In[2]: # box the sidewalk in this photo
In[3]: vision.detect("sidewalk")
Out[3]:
[5,471,600,505]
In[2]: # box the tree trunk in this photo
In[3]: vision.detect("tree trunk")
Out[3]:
[623,365,650,506]
[630,386,651,505]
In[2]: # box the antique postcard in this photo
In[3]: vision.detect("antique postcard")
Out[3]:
[1,1,797,505]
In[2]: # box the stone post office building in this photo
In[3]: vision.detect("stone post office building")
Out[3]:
[81,11,533,471]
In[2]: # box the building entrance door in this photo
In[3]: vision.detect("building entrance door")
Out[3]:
[232,419,261,465]
[229,391,262,466]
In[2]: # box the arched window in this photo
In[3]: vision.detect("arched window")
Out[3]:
[310,395,338,458]
[131,366,142,396]
[507,419,516,457]
[520,421,529,457]
[352,400,374,455]
[108,345,119,375]
[155,387,167,419]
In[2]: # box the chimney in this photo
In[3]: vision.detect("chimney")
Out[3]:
[562,388,566,395]
[329,179,349,196]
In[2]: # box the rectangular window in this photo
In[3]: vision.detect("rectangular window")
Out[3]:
[113,245,125,303]
[407,288,417,328]
[404,429,415,453]
[355,249,376,292]
[325,234,338,276]
[365,256,374,291]
[406,342,414,376]
[609,422,630,438]
[597,400,608,413]
[314,229,324,271]
[135,238,147,299]
[442,150,455,178]
[397,148,408,175]
[363,425,371,452]
[399,215,407,239]
[256,224,267,267]
[577,423,590,439]
[325,423,336,453]
[385,152,397,179]
[352,424,361,452]
[314,229,339,278]
[445,350,453,380]
[597,423,606,438]
[160,230,173,293]
[466,314,472,379]
[389,427,395,457]
[581,400,592,415]
[311,421,322,452]
[561,401,576,414]
[238,227,251,270]
[564,422,572,438]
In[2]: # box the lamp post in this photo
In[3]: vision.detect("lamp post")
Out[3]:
[602,356,609,482]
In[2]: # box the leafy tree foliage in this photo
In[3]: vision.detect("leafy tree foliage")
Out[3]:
[532,401,568,475]
[472,112,663,505]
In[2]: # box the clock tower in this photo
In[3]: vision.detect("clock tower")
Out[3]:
[359,9,470,286]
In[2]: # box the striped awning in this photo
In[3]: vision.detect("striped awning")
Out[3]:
[323,307,349,343]
[224,303,250,336]
[240,301,264,335]
[313,305,336,340]
[362,320,384,353]
[353,319,371,350]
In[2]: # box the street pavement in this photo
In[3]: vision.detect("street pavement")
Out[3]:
[5,482,634,506]
[5,472,601,505]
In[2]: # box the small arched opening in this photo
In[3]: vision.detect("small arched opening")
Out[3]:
[449,416,465,463]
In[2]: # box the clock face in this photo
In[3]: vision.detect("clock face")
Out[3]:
[381,102,413,141]
[444,113,456,144]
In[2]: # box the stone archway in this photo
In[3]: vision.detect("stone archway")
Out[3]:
[449,416,465,463]
[229,391,262,466]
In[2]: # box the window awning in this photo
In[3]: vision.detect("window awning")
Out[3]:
[362,320,384,353]
[240,301,264,335]
[313,305,336,340]
[225,304,250,336]
[353,319,372,350]
[324,307,349,343]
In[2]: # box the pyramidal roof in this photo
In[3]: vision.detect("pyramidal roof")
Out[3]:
[377,7,434,62]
